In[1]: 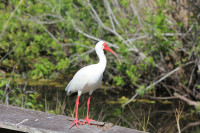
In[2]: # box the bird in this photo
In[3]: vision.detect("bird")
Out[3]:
[65,41,120,128]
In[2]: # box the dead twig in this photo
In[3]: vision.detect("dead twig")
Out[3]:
[103,0,116,31]
[174,92,199,106]
[174,102,184,133]
[0,46,17,63]
[124,61,195,106]
[149,96,177,100]
[181,120,200,132]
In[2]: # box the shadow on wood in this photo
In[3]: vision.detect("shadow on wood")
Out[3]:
[0,104,147,133]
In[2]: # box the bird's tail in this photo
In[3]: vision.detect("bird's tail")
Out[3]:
[65,81,77,96]
[65,81,71,95]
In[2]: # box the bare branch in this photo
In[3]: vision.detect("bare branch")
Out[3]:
[126,33,186,43]
[69,49,94,64]
[86,0,130,47]
[181,120,200,132]
[174,92,199,106]
[108,1,122,29]
[70,19,118,48]
[149,96,178,100]
[124,61,195,106]
[174,102,183,133]
[130,3,145,33]
[3,57,22,105]
[0,46,17,63]
[125,35,149,43]
[61,43,93,49]
[103,0,116,31]
[17,13,64,25]
[76,27,117,48]
[42,25,59,43]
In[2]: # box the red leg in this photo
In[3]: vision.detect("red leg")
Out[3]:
[83,95,95,125]
[70,96,83,128]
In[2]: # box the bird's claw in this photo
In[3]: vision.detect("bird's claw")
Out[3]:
[70,118,83,128]
[83,117,95,125]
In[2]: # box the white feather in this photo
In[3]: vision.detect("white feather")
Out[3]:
[65,41,107,96]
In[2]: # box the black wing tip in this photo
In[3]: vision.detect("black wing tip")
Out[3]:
[67,92,78,97]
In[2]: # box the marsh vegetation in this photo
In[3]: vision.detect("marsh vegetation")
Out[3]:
[0,0,200,132]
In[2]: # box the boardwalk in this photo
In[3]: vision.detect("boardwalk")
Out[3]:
[0,104,147,133]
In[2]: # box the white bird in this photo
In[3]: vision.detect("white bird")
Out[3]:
[65,41,120,128]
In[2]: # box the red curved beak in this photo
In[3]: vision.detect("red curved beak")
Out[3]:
[103,43,121,63]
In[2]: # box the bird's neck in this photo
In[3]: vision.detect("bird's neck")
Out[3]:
[96,49,107,72]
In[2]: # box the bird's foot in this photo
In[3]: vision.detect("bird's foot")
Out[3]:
[70,118,83,128]
[83,117,95,125]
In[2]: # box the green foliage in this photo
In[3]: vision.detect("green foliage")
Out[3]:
[197,85,200,90]
[25,92,43,110]
[31,58,55,79]
[4,86,44,111]
[0,0,71,80]
[195,103,200,113]
[0,89,3,97]
[136,85,146,96]
[0,80,8,87]
[144,57,155,68]
[56,58,70,71]
[125,65,140,85]
[113,108,122,117]
[113,76,125,86]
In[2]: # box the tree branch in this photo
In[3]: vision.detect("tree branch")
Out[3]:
[0,46,17,63]
[124,61,195,106]
[174,92,199,106]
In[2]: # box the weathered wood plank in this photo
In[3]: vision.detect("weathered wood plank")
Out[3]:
[0,104,147,133]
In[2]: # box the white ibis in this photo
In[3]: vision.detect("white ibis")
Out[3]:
[65,41,120,128]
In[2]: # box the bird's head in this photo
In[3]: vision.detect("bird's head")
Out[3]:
[95,41,121,63]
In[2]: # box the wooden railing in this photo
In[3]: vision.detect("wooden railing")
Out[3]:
[0,104,147,133]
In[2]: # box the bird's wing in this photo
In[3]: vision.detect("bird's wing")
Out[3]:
[65,64,102,94]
